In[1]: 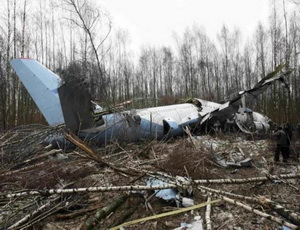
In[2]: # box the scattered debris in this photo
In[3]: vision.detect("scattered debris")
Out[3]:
[146,178,177,201]
[1,126,300,229]
[174,216,203,230]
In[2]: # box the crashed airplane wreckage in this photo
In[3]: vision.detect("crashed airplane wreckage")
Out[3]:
[10,58,290,146]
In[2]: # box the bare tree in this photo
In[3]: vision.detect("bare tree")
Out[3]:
[161,47,174,96]
[283,0,291,69]
[4,0,12,129]
[0,32,6,128]
[61,0,112,102]
[217,25,230,96]
[255,23,267,78]
[177,28,196,98]
[20,0,27,57]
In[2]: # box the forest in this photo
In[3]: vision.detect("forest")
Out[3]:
[0,0,300,130]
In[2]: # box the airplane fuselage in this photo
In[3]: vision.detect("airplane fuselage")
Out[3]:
[79,103,201,144]
[79,99,271,145]
[10,58,279,147]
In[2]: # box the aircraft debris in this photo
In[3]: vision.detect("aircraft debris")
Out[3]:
[174,216,203,230]
[146,177,194,207]
[146,178,177,201]
[10,58,292,147]
[213,153,252,168]
[1,59,299,229]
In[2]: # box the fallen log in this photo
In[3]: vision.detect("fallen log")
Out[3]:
[205,196,212,230]
[147,172,300,185]
[258,196,300,226]
[110,199,221,230]
[85,194,128,230]
[7,196,61,229]
[1,183,177,198]
[197,186,300,229]
[3,173,300,199]
[65,132,138,176]
[198,185,258,203]
[193,173,300,184]
[222,196,298,229]
[110,205,139,228]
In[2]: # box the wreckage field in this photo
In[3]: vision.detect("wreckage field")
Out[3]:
[1,125,300,229]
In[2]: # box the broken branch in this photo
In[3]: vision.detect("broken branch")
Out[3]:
[193,173,300,184]
[110,199,221,230]
[222,196,298,229]
[205,196,212,230]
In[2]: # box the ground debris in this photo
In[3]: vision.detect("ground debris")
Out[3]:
[1,127,300,229]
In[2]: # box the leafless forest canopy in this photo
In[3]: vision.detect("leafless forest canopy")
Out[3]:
[0,0,300,129]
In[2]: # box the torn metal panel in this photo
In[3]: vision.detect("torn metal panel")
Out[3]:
[146,178,177,201]
[58,80,95,133]
[175,217,203,230]
[213,151,252,168]
[146,178,194,208]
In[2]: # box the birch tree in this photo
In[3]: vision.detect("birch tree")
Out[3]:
[61,0,112,102]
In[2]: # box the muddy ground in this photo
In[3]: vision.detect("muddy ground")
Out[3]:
[1,125,300,230]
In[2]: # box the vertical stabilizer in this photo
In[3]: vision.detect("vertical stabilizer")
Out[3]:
[10,58,65,126]
[58,81,94,132]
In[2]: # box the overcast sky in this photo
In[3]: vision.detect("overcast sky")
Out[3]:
[101,0,271,52]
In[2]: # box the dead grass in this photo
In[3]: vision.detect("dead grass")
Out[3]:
[0,159,96,190]
[1,127,300,230]
[157,140,220,179]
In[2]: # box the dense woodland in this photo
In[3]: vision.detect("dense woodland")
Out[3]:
[0,0,300,130]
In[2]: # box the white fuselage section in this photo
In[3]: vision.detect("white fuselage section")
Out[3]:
[80,103,201,144]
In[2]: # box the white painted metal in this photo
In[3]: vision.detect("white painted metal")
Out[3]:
[10,58,64,125]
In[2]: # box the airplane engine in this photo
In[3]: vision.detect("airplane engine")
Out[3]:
[235,111,270,134]
[235,113,248,123]
[252,112,270,133]
[253,121,269,133]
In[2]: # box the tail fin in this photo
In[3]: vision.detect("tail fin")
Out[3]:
[57,78,95,132]
[10,58,65,126]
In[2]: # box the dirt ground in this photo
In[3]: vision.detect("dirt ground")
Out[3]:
[1,125,300,230]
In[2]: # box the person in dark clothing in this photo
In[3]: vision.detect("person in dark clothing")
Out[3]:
[273,126,290,162]
[283,123,292,159]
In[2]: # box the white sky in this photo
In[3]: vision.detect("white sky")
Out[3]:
[101,0,270,53]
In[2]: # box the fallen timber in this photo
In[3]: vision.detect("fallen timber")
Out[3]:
[205,196,212,230]
[198,185,300,226]
[195,186,300,229]
[2,172,300,199]
[222,196,298,229]
[156,172,300,229]
[85,194,129,230]
[1,126,300,229]
[149,172,300,229]
[258,196,300,226]
[7,195,62,229]
[110,199,221,230]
